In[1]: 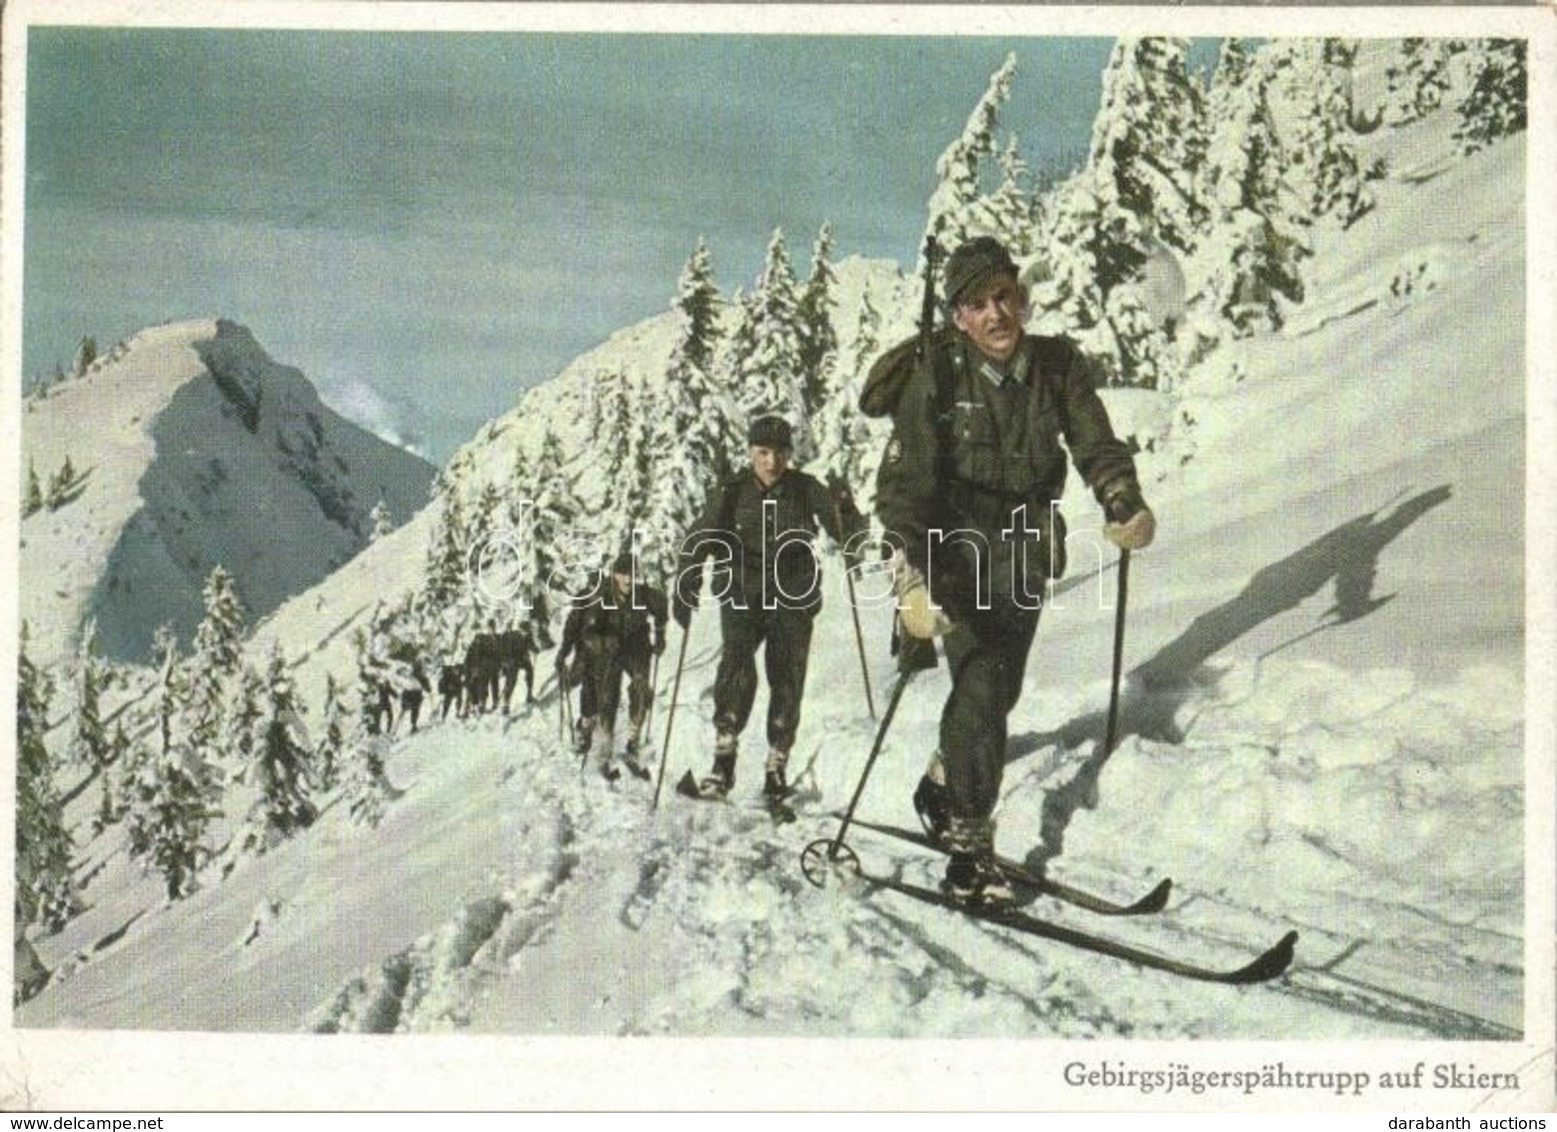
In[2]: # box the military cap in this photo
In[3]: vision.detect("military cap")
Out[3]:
[942,236,1019,307]
[747,415,794,450]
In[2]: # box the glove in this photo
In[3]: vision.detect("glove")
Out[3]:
[652,634,666,657]
[892,554,952,640]
[1103,483,1156,551]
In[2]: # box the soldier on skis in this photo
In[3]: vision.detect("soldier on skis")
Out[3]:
[673,414,866,802]
[496,623,536,711]
[462,624,502,714]
[868,236,1156,905]
[556,552,668,780]
[437,655,464,720]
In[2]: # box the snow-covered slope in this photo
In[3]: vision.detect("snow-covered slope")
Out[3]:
[19,319,436,667]
[15,90,1540,1090]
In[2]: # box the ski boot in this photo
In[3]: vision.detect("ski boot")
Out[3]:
[622,732,652,780]
[697,753,737,799]
[572,717,594,757]
[763,747,791,801]
[940,817,1014,907]
[913,759,952,843]
[591,726,621,782]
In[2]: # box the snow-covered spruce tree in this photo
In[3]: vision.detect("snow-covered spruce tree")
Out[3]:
[1383,38,1463,126]
[1264,39,1372,229]
[1207,37,1256,122]
[1031,178,1115,337]
[45,455,79,510]
[115,623,176,820]
[92,724,132,834]
[223,662,265,781]
[731,229,807,431]
[1034,173,1177,387]
[193,566,246,675]
[721,287,760,404]
[68,621,113,772]
[241,645,318,852]
[1088,37,1210,256]
[24,459,43,518]
[187,565,247,769]
[1197,57,1307,336]
[466,481,507,595]
[969,135,1042,255]
[344,628,398,827]
[924,52,1018,250]
[422,490,469,616]
[1028,37,1210,388]
[1453,38,1526,154]
[595,370,660,573]
[797,223,841,427]
[621,376,668,582]
[313,673,347,794]
[72,336,97,379]
[812,284,883,500]
[496,445,552,645]
[669,238,723,382]
[531,427,594,610]
[369,499,395,542]
[642,241,740,581]
[127,633,221,901]
[585,368,639,554]
[17,625,76,933]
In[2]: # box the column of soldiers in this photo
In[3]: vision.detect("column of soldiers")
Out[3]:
[374,236,1154,908]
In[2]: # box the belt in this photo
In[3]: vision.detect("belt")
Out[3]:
[944,479,1051,533]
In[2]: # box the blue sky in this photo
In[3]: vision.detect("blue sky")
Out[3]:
[24,29,1205,463]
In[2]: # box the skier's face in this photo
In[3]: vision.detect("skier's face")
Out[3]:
[750,444,791,487]
[953,273,1028,362]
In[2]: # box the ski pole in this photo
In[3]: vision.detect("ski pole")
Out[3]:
[561,666,579,763]
[802,654,918,885]
[1102,549,1131,758]
[557,669,566,745]
[651,617,694,811]
[643,646,662,741]
[834,496,876,721]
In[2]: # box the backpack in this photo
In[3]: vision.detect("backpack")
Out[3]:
[858,329,951,420]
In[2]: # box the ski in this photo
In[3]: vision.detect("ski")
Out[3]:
[857,865,1296,985]
[676,769,797,825]
[840,815,1171,916]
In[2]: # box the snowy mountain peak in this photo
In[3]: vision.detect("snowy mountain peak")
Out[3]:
[20,318,436,667]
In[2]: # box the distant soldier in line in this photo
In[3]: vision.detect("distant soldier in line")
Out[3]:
[390,644,431,734]
[496,624,536,711]
[462,624,503,714]
[437,657,465,720]
[609,554,668,771]
[362,603,431,735]
[556,553,668,780]
[673,415,865,801]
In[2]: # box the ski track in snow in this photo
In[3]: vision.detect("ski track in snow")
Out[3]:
[271,628,1520,1040]
[21,590,1524,1038]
